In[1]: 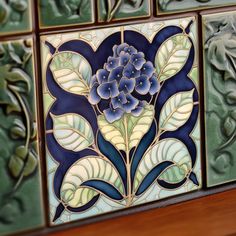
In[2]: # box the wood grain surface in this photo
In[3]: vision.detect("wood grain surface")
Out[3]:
[47,189,236,236]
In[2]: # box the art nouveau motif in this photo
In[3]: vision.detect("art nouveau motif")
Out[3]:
[203,12,236,186]
[0,39,44,235]
[41,17,201,225]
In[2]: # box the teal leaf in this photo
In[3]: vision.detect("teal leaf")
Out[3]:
[155,34,191,82]
[98,105,154,151]
[51,113,94,152]
[50,52,92,96]
[61,156,124,208]
[159,89,194,132]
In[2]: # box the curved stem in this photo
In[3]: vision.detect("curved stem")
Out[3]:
[107,0,122,22]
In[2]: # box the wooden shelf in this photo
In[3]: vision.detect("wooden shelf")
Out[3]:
[47,189,236,236]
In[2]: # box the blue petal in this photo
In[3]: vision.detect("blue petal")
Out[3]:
[106,57,119,71]
[123,62,141,79]
[108,66,124,82]
[113,43,129,56]
[111,91,127,109]
[96,69,109,84]
[97,81,119,99]
[104,107,124,123]
[88,83,101,105]
[135,75,151,95]
[90,75,97,87]
[149,74,160,95]
[131,101,146,116]
[119,52,130,66]
[124,45,137,55]
[130,52,145,70]
[119,77,135,94]
[141,61,155,78]
[123,94,139,113]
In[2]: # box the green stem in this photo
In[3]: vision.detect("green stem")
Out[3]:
[9,86,31,192]
[107,0,122,22]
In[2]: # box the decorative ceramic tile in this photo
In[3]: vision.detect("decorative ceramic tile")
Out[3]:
[41,16,201,225]
[0,38,44,235]
[0,0,32,35]
[98,0,150,22]
[38,0,94,29]
[203,12,236,187]
[157,0,236,13]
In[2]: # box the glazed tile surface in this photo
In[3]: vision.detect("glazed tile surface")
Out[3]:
[0,0,32,35]
[98,0,150,22]
[157,0,236,13]
[0,39,44,235]
[203,12,236,186]
[41,17,201,225]
[39,0,94,28]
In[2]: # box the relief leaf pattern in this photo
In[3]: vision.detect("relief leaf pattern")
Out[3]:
[61,156,124,208]
[51,113,94,152]
[159,89,194,131]
[50,52,92,96]
[98,105,154,151]
[155,34,191,82]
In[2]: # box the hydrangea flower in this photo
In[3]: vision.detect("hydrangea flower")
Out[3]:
[88,43,160,123]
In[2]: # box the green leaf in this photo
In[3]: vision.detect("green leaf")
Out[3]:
[159,89,194,132]
[10,118,26,139]
[134,138,192,191]
[98,105,154,151]
[8,155,24,178]
[23,150,38,177]
[50,52,92,96]
[155,34,191,82]
[51,113,94,152]
[61,156,124,208]
[159,0,172,10]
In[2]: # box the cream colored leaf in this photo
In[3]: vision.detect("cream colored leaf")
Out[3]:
[51,113,94,152]
[50,52,92,95]
[98,105,154,151]
[159,89,194,131]
[61,156,124,208]
[155,34,191,82]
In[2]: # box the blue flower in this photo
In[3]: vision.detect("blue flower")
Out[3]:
[130,52,145,70]
[108,66,124,82]
[97,80,119,99]
[119,52,130,66]
[111,91,127,109]
[132,101,146,116]
[149,74,160,95]
[106,56,119,71]
[119,77,135,94]
[104,106,124,123]
[96,69,109,84]
[135,75,151,95]
[123,62,141,79]
[89,43,159,123]
[141,61,155,78]
[122,94,139,113]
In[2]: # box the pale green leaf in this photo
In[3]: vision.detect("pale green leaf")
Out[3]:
[61,156,124,208]
[134,138,191,191]
[155,34,191,82]
[98,105,154,151]
[51,113,94,152]
[50,52,92,95]
[159,89,194,132]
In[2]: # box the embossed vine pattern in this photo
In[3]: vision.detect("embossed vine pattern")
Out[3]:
[0,40,38,224]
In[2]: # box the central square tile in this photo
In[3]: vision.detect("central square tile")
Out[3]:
[41,16,202,225]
